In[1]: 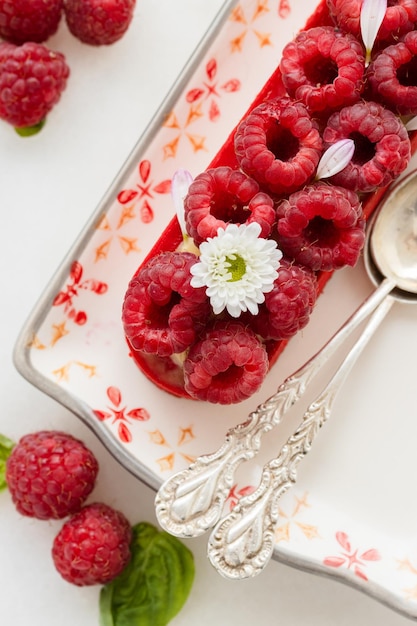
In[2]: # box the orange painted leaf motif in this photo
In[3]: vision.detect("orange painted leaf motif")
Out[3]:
[107,386,122,406]
[206,58,217,80]
[127,408,151,421]
[221,79,241,93]
[153,179,172,194]
[118,422,132,443]
[117,189,139,204]
[186,88,205,103]
[139,159,151,183]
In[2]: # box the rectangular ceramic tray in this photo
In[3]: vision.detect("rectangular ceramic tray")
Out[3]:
[14,0,417,620]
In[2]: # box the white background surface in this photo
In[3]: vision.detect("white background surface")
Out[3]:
[0,1,415,624]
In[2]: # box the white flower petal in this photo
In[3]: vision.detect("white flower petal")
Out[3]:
[406,116,417,131]
[360,0,387,65]
[190,222,282,318]
[316,139,355,180]
[172,169,193,235]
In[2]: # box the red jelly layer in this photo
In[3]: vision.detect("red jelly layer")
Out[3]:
[125,0,417,399]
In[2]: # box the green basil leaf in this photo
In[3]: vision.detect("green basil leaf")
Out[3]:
[99,521,195,626]
[0,434,15,492]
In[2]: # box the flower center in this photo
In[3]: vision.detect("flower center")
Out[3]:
[225,254,246,281]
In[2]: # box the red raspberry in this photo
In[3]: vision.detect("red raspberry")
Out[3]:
[280,26,365,113]
[5,430,99,520]
[183,321,269,404]
[322,101,411,193]
[245,258,318,340]
[234,97,323,196]
[275,182,365,272]
[184,166,276,246]
[0,0,63,44]
[122,251,210,358]
[52,503,132,586]
[367,31,417,115]
[64,0,136,46]
[0,42,69,133]
[327,0,417,44]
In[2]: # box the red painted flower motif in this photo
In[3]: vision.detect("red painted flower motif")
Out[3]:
[93,386,150,443]
[323,531,381,581]
[117,159,171,223]
[278,0,291,18]
[53,261,107,325]
[186,57,241,122]
[226,483,256,511]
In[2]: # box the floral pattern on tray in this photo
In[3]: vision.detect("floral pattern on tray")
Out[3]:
[17,0,417,620]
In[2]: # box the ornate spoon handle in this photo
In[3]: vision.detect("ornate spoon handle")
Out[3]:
[207,296,394,579]
[155,278,394,538]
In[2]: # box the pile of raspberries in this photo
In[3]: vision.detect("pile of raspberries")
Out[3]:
[123,0,416,405]
[0,0,136,133]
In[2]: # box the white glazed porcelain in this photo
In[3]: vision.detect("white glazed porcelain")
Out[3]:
[13,0,417,620]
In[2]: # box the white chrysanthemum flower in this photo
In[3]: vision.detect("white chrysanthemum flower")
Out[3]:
[190,222,282,318]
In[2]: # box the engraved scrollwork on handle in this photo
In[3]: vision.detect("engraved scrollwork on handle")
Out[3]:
[207,297,394,579]
[155,280,394,540]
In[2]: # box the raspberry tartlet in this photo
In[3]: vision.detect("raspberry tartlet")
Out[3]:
[122,0,417,405]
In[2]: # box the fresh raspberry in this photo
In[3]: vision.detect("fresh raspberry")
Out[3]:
[245,258,318,340]
[322,101,411,193]
[366,31,417,115]
[183,320,269,404]
[327,0,417,44]
[122,251,210,358]
[52,503,132,586]
[234,97,323,196]
[184,166,276,246]
[64,0,136,46]
[5,430,99,520]
[0,42,69,133]
[275,182,365,272]
[0,0,63,44]
[280,26,365,113]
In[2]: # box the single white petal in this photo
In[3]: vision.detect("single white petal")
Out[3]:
[316,139,355,180]
[172,169,193,235]
[406,116,417,131]
[360,0,387,65]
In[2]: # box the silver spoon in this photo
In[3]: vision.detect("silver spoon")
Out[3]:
[155,169,417,553]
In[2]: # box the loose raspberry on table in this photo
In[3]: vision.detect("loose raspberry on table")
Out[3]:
[245,258,318,341]
[64,0,136,46]
[234,97,323,196]
[122,251,210,358]
[5,430,99,520]
[367,31,417,116]
[0,41,70,133]
[280,26,365,113]
[322,101,411,193]
[183,320,269,404]
[52,503,132,586]
[327,0,417,45]
[184,166,276,246]
[0,0,63,44]
[275,182,365,272]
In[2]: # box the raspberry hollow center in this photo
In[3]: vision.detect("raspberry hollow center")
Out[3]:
[226,254,246,281]
[210,190,249,222]
[397,57,417,87]
[265,125,299,161]
[305,217,340,248]
[349,132,376,165]
[303,57,339,86]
